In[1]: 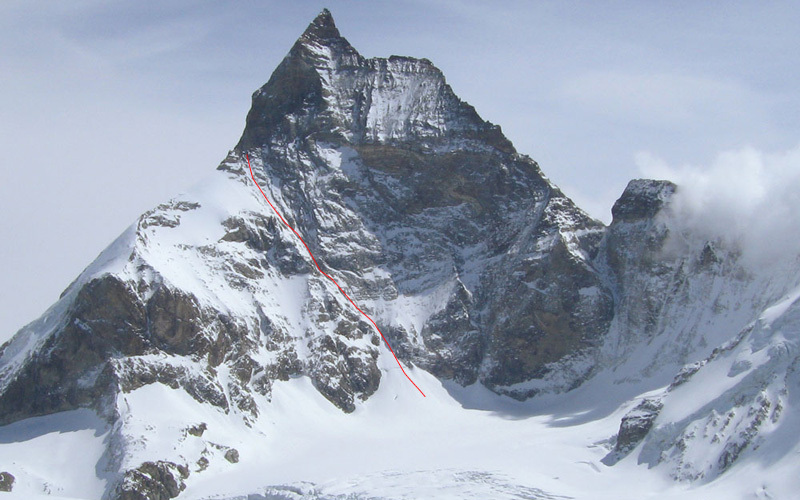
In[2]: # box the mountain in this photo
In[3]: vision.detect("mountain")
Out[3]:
[1,9,799,500]
[596,179,800,485]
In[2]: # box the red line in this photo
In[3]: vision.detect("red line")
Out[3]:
[246,154,426,397]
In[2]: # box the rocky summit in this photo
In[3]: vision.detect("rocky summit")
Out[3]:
[2,9,800,500]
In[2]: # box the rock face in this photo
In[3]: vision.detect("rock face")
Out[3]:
[115,461,189,500]
[594,178,763,378]
[608,398,663,460]
[610,179,676,223]
[0,471,14,492]
[230,9,613,397]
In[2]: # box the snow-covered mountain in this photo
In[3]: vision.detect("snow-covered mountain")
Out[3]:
[1,9,799,500]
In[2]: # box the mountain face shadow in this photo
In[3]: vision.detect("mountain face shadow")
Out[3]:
[441,370,675,427]
[0,408,107,444]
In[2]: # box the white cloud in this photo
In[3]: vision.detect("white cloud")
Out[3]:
[637,145,800,266]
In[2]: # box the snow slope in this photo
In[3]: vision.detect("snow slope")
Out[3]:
[4,345,800,499]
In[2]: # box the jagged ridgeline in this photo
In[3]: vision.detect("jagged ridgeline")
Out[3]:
[0,8,610,424]
[2,9,799,500]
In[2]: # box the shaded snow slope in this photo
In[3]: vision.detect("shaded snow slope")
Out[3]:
[611,282,800,489]
[0,409,109,498]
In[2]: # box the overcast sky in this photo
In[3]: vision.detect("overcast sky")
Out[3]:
[2,0,799,341]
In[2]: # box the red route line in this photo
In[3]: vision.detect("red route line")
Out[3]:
[246,154,426,398]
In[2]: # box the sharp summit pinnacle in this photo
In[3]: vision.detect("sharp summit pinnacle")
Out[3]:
[300,8,341,43]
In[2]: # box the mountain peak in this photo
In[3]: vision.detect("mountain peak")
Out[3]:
[299,8,344,47]
[611,179,676,223]
[237,8,514,153]
[292,7,360,62]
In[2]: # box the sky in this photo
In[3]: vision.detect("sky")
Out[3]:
[2,0,799,341]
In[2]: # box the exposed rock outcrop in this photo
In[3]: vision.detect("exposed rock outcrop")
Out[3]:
[114,461,189,500]
[0,471,14,492]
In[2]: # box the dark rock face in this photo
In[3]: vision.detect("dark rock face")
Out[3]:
[602,398,664,466]
[614,398,663,455]
[114,461,189,500]
[419,280,482,384]
[186,422,207,437]
[480,203,614,395]
[595,179,680,362]
[0,471,14,492]
[611,179,677,223]
[229,10,613,398]
[0,273,260,426]
[596,175,760,380]
[0,275,145,425]
[224,448,240,464]
[146,286,205,355]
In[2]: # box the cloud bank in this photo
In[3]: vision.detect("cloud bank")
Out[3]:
[637,145,800,266]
